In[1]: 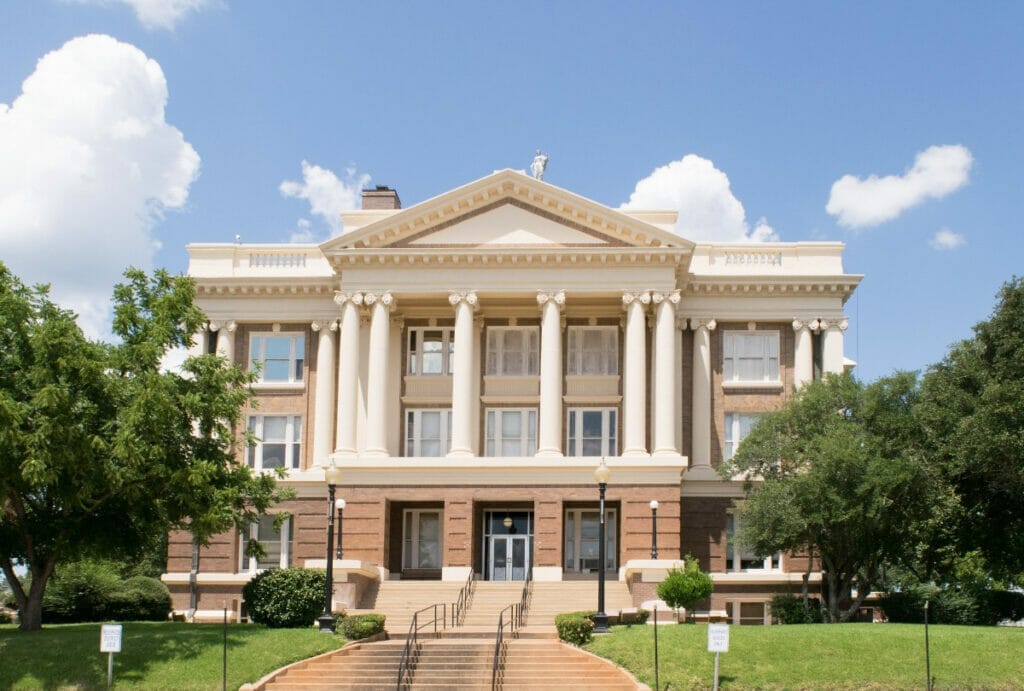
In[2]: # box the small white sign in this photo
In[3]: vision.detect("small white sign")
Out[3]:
[707,623,729,653]
[100,624,122,653]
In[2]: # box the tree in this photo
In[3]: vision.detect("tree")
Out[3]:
[0,263,286,631]
[917,277,1024,581]
[719,373,942,622]
[657,556,714,619]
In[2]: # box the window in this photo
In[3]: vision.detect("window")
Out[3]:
[564,508,617,572]
[726,513,781,572]
[726,601,768,625]
[241,514,291,572]
[485,408,537,456]
[403,509,442,570]
[567,326,618,375]
[407,328,454,375]
[405,409,452,457]
[723,331,779,384]
[724,413,761,460]
[567,408,618,456]
[486,327,539,376]
[250,333,304,383]
[247,415,302,470]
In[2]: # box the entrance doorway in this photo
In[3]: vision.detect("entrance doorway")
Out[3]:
[564,507,617,575]
[482,510,533,581]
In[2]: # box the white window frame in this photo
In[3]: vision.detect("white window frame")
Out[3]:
[240,514,291,572]
[405,409,452,457]
[726,512,782,572]
[407,327,455,376]
[563,507,617,572]
[567,326,619,375]
[566,408,618,457]
[246,415,302,471]
[726,600,771,625]
[724,412,762,461]
[402,509,444,570]
[485,408,538,456]
[486,327,539,376]
[723,331,780,384]
[249,332,305,384]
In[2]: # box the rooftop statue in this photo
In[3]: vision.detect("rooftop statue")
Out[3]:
[530,149,549,180]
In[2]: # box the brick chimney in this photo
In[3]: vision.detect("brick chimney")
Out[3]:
[361,185,401,210]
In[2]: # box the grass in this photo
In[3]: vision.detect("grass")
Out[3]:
[586,622,1024,690]
[0,622,346,690]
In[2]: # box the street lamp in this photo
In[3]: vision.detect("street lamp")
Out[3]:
[593,458,611,634]
[649,500,659,559]
[318,460,343,633]
[335,498,346,560]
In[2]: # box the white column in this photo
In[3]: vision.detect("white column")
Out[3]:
[334,292,363,456]
[212,321,237,363]
[821,318,848,375]
[363,292,394,456]
[536,290,565,457]
[685,318,717,480]
[652,291,680,456]
[792,319,814,390]
[311,320,338,467]
[621,291,651,456]
[187,325,209,359]
[448,291,478,457]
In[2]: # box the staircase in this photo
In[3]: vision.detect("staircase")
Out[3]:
[350,580,466,636]
[525,580,633,627]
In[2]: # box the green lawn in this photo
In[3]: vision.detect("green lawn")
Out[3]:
[0,622,346,690]
[586,623,1024,690]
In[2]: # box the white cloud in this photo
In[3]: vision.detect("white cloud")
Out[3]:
[279,161,370,236]
[930,227,966,251]
[64,0,218,30]
[826,145,973,228]
[289,218,317,243]
[0,34,200,339]
[621,154,779,242]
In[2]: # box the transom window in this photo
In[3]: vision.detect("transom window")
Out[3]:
[250,333,304,383]
[726,513,781,572]
[567,408,618,457]
[723,331,780,384]
[403,509,443,570]
[486,327,539,376]
[485,408,538,456]
[246,415,302,470]
[724,413,761,460]
[241,514,291,572]
[405,409,452,457]
[567,326,618,375]
[407,328,454,375]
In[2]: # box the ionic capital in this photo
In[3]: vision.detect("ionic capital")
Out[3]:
[364,292,395,311]
[537,290,566,310]
[311,320,338,332]
[334,291,364,307]
[818,318,848,332]
[792,319,809,332]
[622,291,651,307]
[448,291,479,308]
[690,318,717,332]
[651,290,681,306]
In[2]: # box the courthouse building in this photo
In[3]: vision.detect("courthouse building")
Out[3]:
[163,168,860,625]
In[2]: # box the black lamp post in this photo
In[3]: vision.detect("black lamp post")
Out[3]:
[649,499,659,559]
[593,458,611,634]
[318,460,343,633]
[335,498,345,560]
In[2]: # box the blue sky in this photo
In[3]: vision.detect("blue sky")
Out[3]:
[1,1,1021,382]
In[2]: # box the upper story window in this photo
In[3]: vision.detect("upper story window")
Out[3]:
[405,409,452,457]
[246,415,302,470]
[407,328,454,375]
[486,327,539,376]
[724,412,761,461]
[567,408,618,457]
[250,333,304,384]
[723,331,779,384]
[241,514,291,572]
[726,513,781,572]
[567,326,618,375]
[485,408,537,456]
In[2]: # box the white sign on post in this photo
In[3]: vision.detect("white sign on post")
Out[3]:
[100,624,122,653]
[707,623,729,652]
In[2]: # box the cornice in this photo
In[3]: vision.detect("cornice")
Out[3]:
[326,246,692,271]
[683,275,862,300]
[194,278,336,297]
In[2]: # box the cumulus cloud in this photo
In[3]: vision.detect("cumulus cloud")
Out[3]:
[0,34,200,338]
[826,145,973,228]
[931,227,966,251]
[64,0,218,30]
[279,161,370,236]
[621,154,779,242]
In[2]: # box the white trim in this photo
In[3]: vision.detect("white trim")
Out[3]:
[486,326,539,376]
[485,408,538,456]
[402,509,443,570]
[567,325,619,376]
[404,408,452,457]
[566,407,618,457]
[249,332,305,385]
[407,326,455,375]
[240,515,291,572]
[246,415,302,471]
[722,330,780,385]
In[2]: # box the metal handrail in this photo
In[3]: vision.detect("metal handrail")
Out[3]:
[490,602,521,691]
[517,568,532,627]
[451,568,476,627]
[396,603,446,689]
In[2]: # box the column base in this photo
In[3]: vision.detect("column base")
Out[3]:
[446,448,474,458]
[361,448,389,458]
[652,447,680,457]
[621,447,651,457]
[534,448,563,458]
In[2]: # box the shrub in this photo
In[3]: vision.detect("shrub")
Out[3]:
[108,577,172,621]
[339,613,386,640]
[657,556,714,619]
[770,595,824,624]
[879,586,1024,626]
[0,610,12,624]
[243,568,327,628]
[980,589,1024,625]
[555,611,594,646]
[932,588,980,625]
[42,559,121,623]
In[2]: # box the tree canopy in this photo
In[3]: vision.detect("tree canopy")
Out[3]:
[0,263,285,630]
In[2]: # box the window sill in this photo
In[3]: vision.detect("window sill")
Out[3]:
[250,382,306,392]
[722,380,783,392]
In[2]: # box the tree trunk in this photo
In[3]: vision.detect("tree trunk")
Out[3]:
[17,560,55,632]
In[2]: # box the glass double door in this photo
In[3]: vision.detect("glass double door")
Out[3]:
[483,510,533,581]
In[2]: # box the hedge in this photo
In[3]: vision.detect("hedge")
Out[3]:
[242,568,327,628]
[879,587,1024,626]
[39,560,171,623]
[770,595,824,624]
[555,611,596,645]
[339,613,386,639]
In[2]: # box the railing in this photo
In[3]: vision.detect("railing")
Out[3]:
[451,569,476,628]
[490,592,529,691]
[518,568,533,626]
[396,603,446,689]
[247,250,308,269]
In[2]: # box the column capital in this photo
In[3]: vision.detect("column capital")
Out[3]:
[690,318,717,331]
[651,290,680,305]
[792,318,810,332]
[363,292,395,310]
[311,319,338,332]
[208,320,236,333]
[333,291,364,307]
[818,317,849,332]
[622,291,651,307]
[448,291,479,308]
[536,290,566,309]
